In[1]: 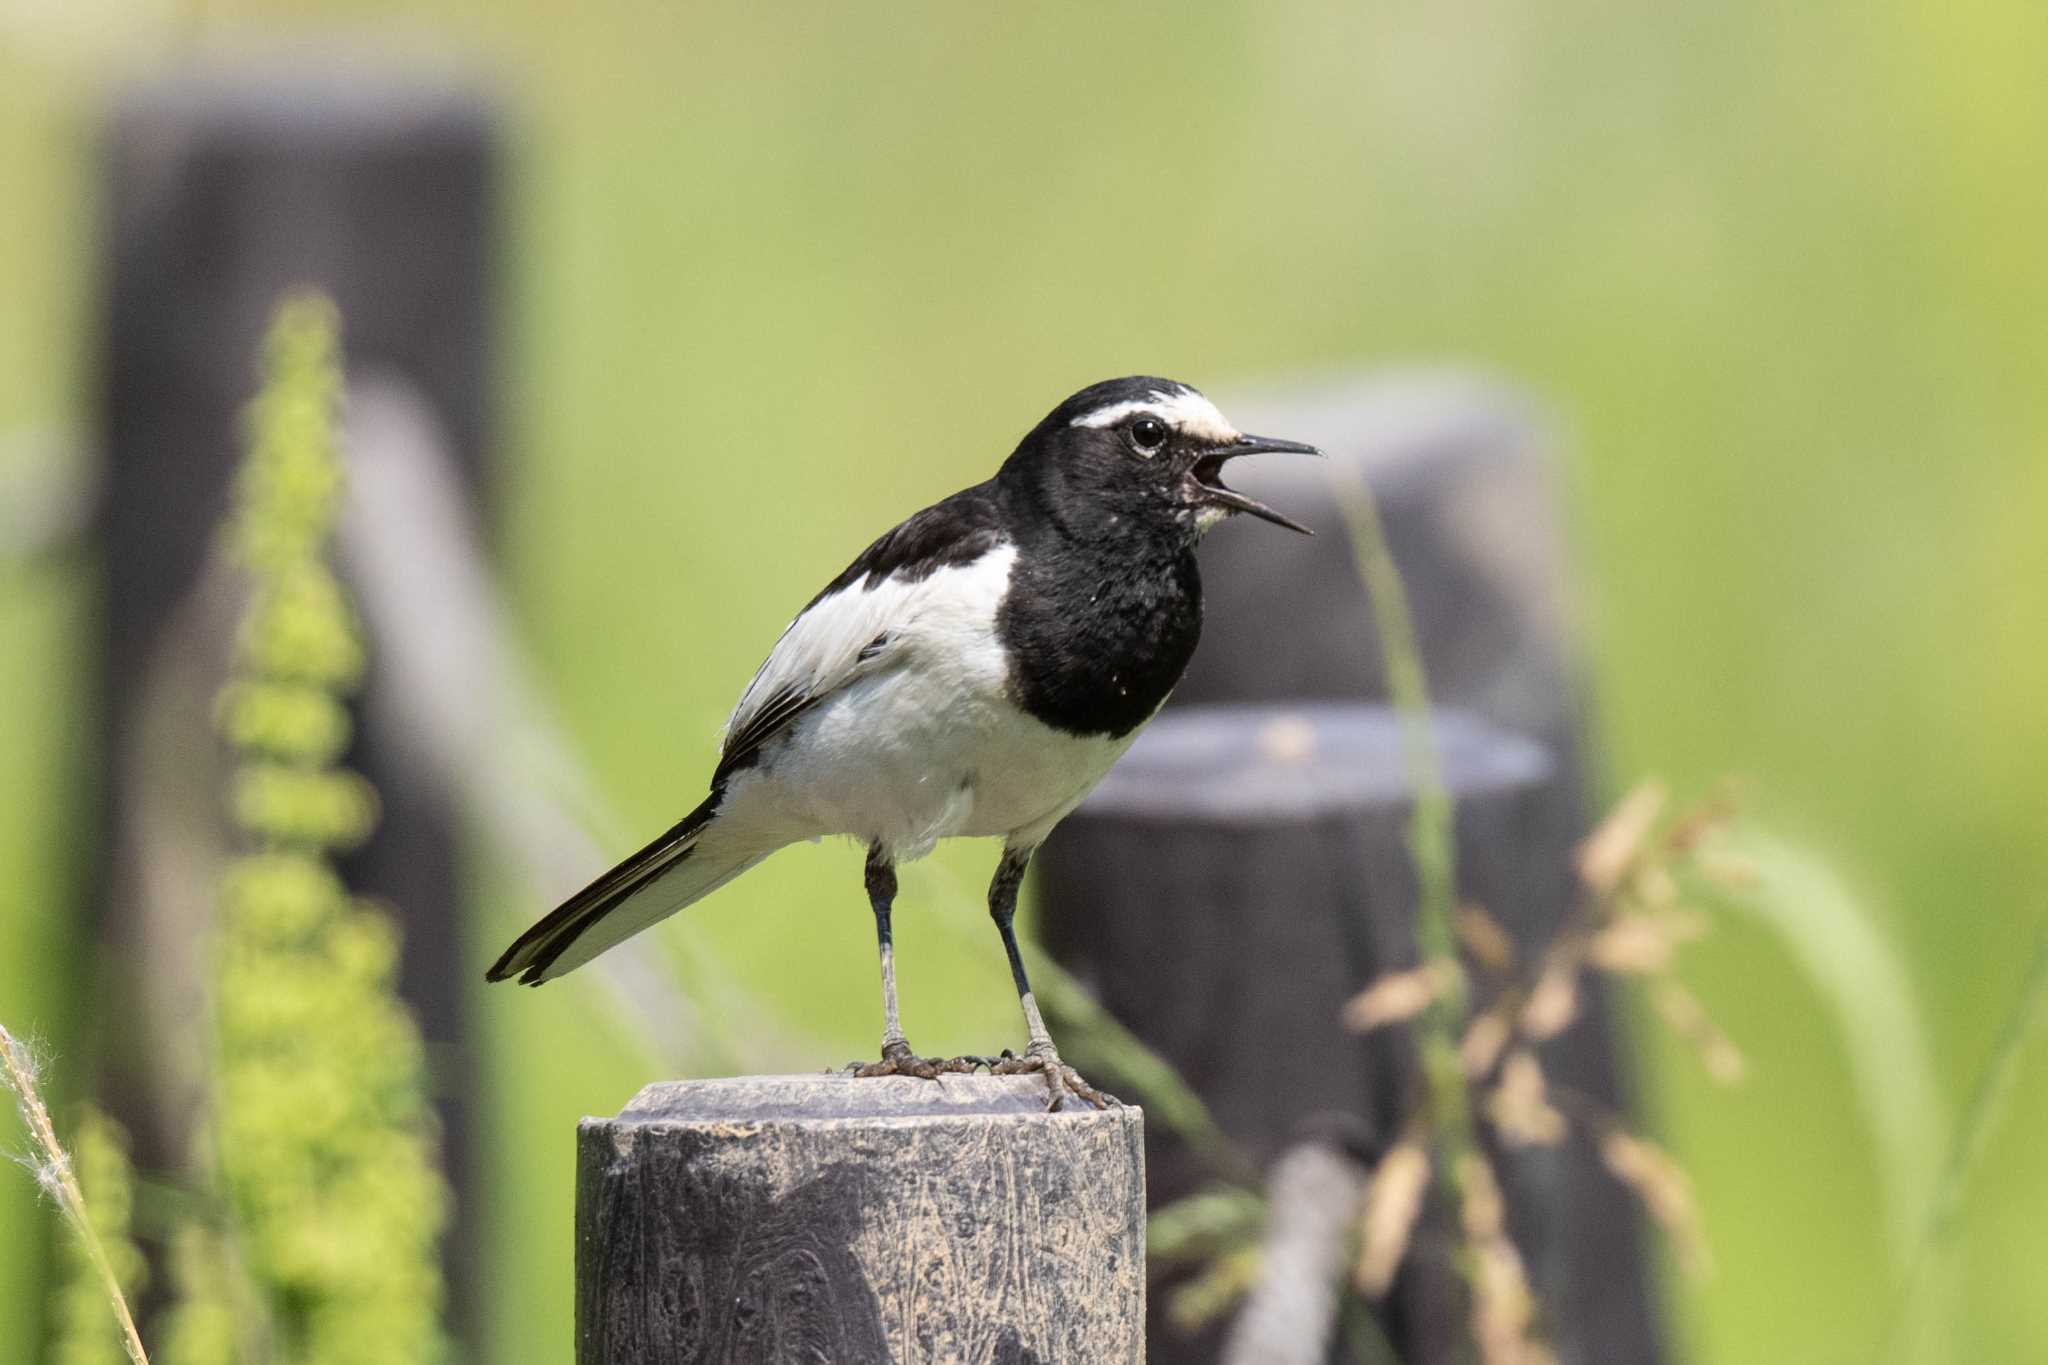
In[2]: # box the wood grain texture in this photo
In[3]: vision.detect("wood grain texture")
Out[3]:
[576,1075,1146,1364]
[1036,704,1657,1365]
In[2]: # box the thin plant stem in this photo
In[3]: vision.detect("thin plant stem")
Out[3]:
[0,1022,151,1365]
[1880,914,2048,1362]
[1326,466,1478,1187]
[1030,947,1262,1187]
[911,857,1259,1186]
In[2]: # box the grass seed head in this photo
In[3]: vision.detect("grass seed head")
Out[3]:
[1461,1010,1514,1078]
[1488,1051,1568,1147]
[1577,780,1668,895]
[1344,963,1454,1032]
[1600,1130,1711,1275]
[1457,904,1518,973]
[1520,960,1580,1040]
[1354,1140,1432,1297]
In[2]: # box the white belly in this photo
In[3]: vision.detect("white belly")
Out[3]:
[720,654,1136,860]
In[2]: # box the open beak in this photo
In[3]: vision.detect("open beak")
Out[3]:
[1190,433,1323,535]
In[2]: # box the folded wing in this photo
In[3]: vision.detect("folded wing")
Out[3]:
[717,487,1006,780]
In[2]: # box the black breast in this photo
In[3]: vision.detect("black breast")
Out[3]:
[996,536,1203,739]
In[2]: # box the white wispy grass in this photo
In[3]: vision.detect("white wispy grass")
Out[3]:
[0,1020,149,1365]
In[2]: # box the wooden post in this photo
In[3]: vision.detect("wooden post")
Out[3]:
[576,1075,1147,1364]
[97,63,500,1325]
[1032,371,1660,1363]
[1176,373,1658,1361]
[1037,704,1594,1360]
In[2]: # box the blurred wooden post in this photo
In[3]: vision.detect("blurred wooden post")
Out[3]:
[98,63,500,1325]
[1035,373,1660,1364]
[576,1075,1147,1363]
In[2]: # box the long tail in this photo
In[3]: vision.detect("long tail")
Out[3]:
[485,793,763,986]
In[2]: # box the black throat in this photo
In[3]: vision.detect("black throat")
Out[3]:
[993,485,1204,739]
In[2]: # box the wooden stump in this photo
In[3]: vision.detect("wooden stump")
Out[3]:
[1035,703,1658,1364]
[576,1075,1147,1364]
[98,64,501,1319]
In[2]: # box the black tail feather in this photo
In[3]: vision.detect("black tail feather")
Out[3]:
[485,793,721,986]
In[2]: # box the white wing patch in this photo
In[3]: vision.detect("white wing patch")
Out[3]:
[721,543,1020,765]
[1069,386,1240,445]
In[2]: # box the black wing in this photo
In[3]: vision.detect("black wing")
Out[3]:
[713,483,1007,781]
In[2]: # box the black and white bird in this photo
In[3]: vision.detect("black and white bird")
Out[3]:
[487,377,1318,1106]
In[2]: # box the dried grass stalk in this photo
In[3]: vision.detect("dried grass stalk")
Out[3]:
[1519,957,1579,1040]
[1460,1010,1514,1078]
[1457,1155,1555,1365]
[1660,784,1738,855]
[1343,963,1454,1032]
[1576,779,1667,894]
[1457,904,1517,972]
[0,1023,150,1364]
[1353,1140,1431,1297]
[1587,916,1678,974]
[1652,979,1747,1083]
[1600,1130,1711,1275]
[1488,1051,1568,1147]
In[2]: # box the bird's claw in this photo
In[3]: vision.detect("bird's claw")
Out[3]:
[846,1040,984,1080]
[991,1044,1120,1111]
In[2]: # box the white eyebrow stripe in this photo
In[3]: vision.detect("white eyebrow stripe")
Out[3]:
[1070,398,1166,429]
[1070,389,1241,443]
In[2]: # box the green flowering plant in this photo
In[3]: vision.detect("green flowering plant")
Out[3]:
[191,292,451,1365]
[7,294,455,1365]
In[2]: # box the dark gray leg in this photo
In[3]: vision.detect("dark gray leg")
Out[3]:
[850,844,976,1080]
[985,845,1117,1110]
[868,847,909,1054]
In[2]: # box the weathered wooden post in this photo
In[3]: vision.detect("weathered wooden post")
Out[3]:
[98,62,500,1319]
[576,1075,1147,1363]
[1034,373,1660,1363]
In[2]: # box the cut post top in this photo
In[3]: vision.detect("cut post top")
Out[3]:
[1081,701,1552,824]
[597,1073,1142,1126]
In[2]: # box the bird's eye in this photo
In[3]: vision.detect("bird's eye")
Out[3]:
[1127,416,1169,455]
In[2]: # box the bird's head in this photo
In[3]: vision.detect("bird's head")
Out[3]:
[1003,377,1320,544]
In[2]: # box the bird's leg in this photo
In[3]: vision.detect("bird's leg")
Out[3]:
[985,846,1119,1110]
[850,844,978,1080]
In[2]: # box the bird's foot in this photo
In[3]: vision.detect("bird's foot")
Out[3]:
[992,1043,1120,1111]
[846,1039,985,1081]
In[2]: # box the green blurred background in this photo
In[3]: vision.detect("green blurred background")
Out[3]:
[3,1,2045,1360]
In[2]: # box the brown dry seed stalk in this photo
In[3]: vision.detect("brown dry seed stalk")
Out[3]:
[1460,1010,1514,1078]
[1343,962,1455,1032]
[1652,979,1747,1084]
[1354,1140,1432,1296]
[1600,1130,1711,1275]
[1457,903,1518,973]
[1694,849,1760,891]
[1488,1050,1568,1147]
[1660,786,1739,855]
[1456,1154,1553,1365]
[0,1023,150,1364]
[1520,958,1580,1040]
[1587,916,1678,974]
[1456,1152,1506,1240]
[1576,779,1668,895]
[1470,1237,1548,1365]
